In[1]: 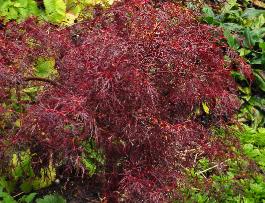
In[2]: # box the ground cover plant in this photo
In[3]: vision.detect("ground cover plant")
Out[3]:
[0,0,114,25]
[0,0,264,202]
[177,125,265,202]
[202,0,265,128]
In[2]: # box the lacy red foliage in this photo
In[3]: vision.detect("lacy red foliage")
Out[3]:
[0,1,251,202]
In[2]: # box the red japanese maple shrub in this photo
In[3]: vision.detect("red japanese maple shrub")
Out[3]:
[0,1,251,202]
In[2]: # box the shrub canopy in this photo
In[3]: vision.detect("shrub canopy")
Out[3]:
[0,0,251,201]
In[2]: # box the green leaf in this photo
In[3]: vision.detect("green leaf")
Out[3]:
[0,1,11,14]
[231,71,248,82]
[36,194,66,203]
[0,177,15,194]
[224,29,240,49]
[239,48,251,56]
[202,102,210,114]
[242,29,261,48]
[20,181,33,193]
[253,14,265,29]
[238,86,251,95]
[35,57,57,78]
[249,96,265,109]
[243,144,261,158]
[242,8,265,19]
[32,165,56,190]
[8,7,18,20]
[26,0,40,16]
[23,87,40,94]
[10,151,34,181]
[253,70,265,92]
[19,193,37,203]
[82,157,96,176]
[221,0,238,14]
[43,0,66,23]
[243,197,255,203]
[259,42,265,51]
[0,0,39,22]
[250,183,265,194]
[254,27,265,37]
[202,6,215,18]
[222,23,244,32]
[1,193,17,203]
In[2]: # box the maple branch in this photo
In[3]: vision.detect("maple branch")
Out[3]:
[24,77,59,86]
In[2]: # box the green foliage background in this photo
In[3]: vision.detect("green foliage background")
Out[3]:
[202,0,265,128]
[0,0,114,25]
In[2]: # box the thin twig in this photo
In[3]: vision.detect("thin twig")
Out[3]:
[13,192,24,198]
[193,153,198,167]
[196,164,220,175]
[24,77,59,86]
[196,159,229,175]
[196,160,228,175]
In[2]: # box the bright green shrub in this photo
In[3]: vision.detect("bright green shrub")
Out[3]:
[0,0,115,25]
[0,0,39,23]
[235,125,265,171]
[43,0,114,25]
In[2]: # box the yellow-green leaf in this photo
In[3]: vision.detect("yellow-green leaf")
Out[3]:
[202,102,210,114]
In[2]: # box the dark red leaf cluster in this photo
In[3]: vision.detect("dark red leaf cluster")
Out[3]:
[0,1,251,202]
